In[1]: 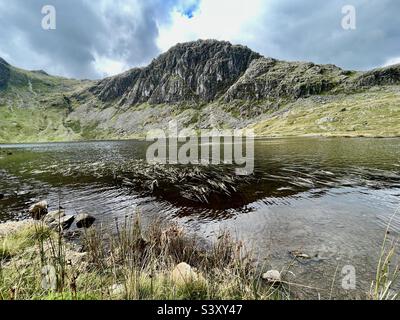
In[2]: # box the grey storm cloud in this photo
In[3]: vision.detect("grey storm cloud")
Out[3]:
[0,0,178,79]
[0,0,399,79]
[244,0,400,71]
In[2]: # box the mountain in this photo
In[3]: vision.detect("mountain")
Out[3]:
[90,40,261,104]
[0,57,92,142]
[1,39,400,143]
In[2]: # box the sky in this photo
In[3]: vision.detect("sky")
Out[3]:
[0,0,399,79]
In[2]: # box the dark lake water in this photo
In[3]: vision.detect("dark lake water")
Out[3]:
[1,137,400,299]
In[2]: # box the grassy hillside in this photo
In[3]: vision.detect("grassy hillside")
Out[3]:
[252,86,400,138]
[0,105,80,143]
[2,86,400,143]
[0,59,92,143]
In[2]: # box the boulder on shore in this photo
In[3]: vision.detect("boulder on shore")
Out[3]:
[76,213,96,229]
[171,262,203,285]
[262,270,282,284]
[28,201,48,220]
[109,284,126,297]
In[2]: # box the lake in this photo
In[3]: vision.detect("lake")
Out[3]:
[1,137,399,299]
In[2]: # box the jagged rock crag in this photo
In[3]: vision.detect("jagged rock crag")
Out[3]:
[351,64,400,88]
[0,57,10,90]
[86,40,400,108]
[90,40,261,105]
[224,58,348,102]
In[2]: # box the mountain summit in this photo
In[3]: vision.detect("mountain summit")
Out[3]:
[90,40,261,105]
[0,57,10,66]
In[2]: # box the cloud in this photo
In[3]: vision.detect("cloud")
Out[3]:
[245,0,400,71]
[156,0,265,52]
[0,0,179,79]
[157,0,400,71]
[383,57,400,67]
[0,0,399,79]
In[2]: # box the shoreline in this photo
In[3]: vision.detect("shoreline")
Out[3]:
[1,212,398,300]
[0,207,290,300]
[1,132,400,146]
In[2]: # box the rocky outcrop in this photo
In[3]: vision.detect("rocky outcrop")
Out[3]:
[0,57,10,66]
[89,40,261,105]
[351,64,400,88]
[224,58,348,102]
[0,57,10,90]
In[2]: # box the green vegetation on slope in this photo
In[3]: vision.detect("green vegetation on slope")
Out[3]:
[0,59,93,143]
[252,86,400,138]
[0,105,80,143]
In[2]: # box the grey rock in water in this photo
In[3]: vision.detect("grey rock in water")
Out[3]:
[28,200,48,220]
[43,210,66,224]
[76,213,96,229]
[50,215,75,231]
[290,250,312,260]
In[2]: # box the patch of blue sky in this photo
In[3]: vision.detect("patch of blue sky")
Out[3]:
[179,0,200,18]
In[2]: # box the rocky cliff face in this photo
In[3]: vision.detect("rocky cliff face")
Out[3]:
[0,57,10,90]
[350,64,400,88]
[223,58,349,102]
[89,40,261,105]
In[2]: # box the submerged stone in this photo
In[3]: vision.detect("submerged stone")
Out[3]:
[76,213,96,229]
[43,210,65,224]
[50,215,75,231]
